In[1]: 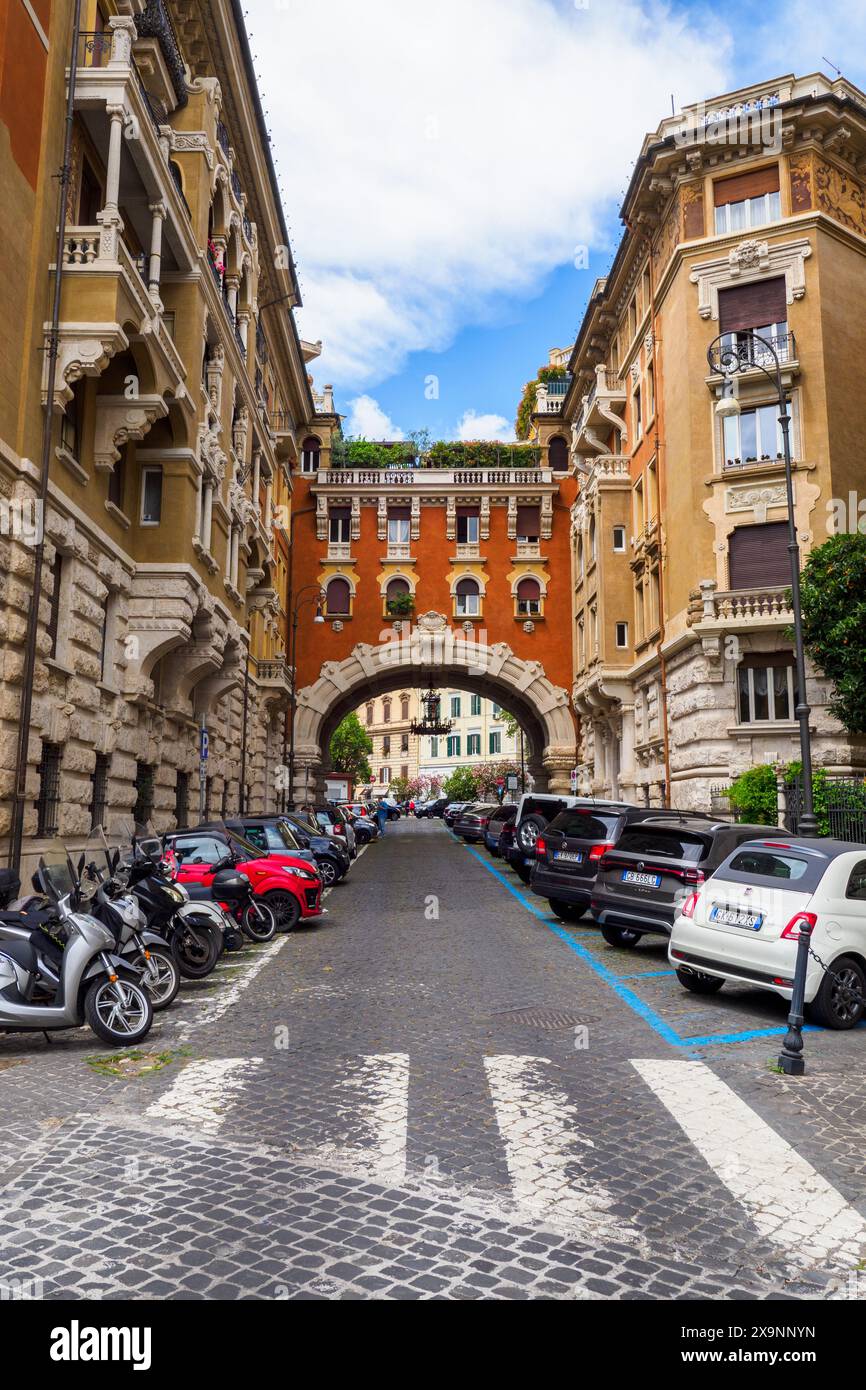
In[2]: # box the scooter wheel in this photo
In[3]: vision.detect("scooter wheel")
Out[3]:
[171,925,221,978]
[241,900,278,941]
[132,945,180,1011]
[84,977,153,1046]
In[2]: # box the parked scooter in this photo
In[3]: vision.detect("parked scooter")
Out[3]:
[179,862,277,943]
[124,825,230,977]
[0,853,153,1046]
[79,833,181,1011]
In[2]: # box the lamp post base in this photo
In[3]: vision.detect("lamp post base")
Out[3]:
[778,1051,806,1076]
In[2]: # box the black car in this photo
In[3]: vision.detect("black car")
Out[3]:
[591,815,783,947]
[454,803,500,843]
[484,804,517,854]
[342,808,379,844]
[416,797,448,819]
[219,815,348,889]
[510,795,630,883]
[530,804,660,920]
[443,801,470,827]
[282,811,353,879]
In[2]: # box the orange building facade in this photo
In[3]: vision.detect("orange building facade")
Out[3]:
[288,439,579,800]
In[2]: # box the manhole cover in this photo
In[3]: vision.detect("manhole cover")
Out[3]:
[488,1008,594,1031]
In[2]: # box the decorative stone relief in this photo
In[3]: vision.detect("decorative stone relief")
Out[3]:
[725,482,789,523]
[480,496,490,541]
[445,496,456,541]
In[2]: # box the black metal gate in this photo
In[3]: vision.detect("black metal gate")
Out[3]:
[786,775,866,842]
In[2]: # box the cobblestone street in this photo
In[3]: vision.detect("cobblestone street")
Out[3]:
[2,818,866,1301]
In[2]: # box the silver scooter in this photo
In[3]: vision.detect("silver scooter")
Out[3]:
[0,853,153,1046]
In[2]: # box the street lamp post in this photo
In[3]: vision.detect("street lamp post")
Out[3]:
[286,585,325,811]
[708,330,817,1075]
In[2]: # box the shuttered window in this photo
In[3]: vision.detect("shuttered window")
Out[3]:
[326,577,351,614]
[718,278,787,335]
[516,505,540,540]
[728,523,790,589]
[713,165,780,206]
[516,577,541,614]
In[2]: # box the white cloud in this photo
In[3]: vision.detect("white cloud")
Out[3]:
[343,394,405,440]
[455,410,516,443]
[258,0,731,389]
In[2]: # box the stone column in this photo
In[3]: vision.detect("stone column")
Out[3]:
[103,105,126,219]
[230,526,241,590]
[251,449,262,511]
[202,481,214,552]
[147,201,166,304]
[193,471,204,542]
[264,474,273,529]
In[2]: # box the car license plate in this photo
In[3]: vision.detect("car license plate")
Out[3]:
[622,870,661,888]
[524,855,534,866]
[554,850,583,864]
[710,904,764,930]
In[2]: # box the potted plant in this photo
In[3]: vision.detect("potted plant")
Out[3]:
[386,592,415,617]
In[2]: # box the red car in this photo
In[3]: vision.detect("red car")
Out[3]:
[167,827,323,931]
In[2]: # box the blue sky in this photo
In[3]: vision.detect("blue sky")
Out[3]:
[252,0,866,442]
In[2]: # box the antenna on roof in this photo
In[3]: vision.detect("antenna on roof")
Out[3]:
[822,56,842,77]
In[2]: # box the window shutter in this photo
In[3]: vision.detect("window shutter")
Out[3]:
[713,164,780,206]
[388,506,411,521]
[739,651,794,669]
[329,505,350,520]
[456,505,478,518]
[718,277,787,334]
[516,505,540,536]
[456,577,478,597]
[326,577,351,614]
[728,523,790,588]
[516,577,541,600]
[548,436,568,471]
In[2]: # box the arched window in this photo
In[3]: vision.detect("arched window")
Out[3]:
[548,435,568,472]
[365,702,373,724]
[385,577,411,615]
[400,694,409,721]
[382,698,391,724]
[301,436,320,473]
[455,577,480,616]
[325,576,350,616]
[589,515,597,563]
[516,577,541,616]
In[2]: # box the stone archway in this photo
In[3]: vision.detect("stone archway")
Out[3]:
[292,611,577,801]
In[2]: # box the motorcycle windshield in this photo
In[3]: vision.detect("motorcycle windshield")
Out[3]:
[34,850,75,905]
[209,820,267,861]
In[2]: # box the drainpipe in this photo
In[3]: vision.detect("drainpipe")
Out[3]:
[625,212,672,809]
[8,0,84,873]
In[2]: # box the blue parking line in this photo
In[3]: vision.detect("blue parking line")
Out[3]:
[465,846,683,1048]
[463,844,827,1053]
[682,1025,821,1046]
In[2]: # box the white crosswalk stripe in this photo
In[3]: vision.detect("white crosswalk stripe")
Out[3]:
[485,1054,636,1241]
[145,1057,263,1135]
[633,1058,866,1270]
[310,1053,410,1185]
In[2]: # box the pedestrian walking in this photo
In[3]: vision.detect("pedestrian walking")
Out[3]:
[375,799,388,836]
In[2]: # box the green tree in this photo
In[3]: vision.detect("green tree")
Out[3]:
[389,775,411,801]
[799,533,866,734]
[496,708,520,740]
[442,766,478,801]
[329,713,373,785]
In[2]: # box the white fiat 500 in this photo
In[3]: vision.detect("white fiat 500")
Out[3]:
[669,837,866,1029]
